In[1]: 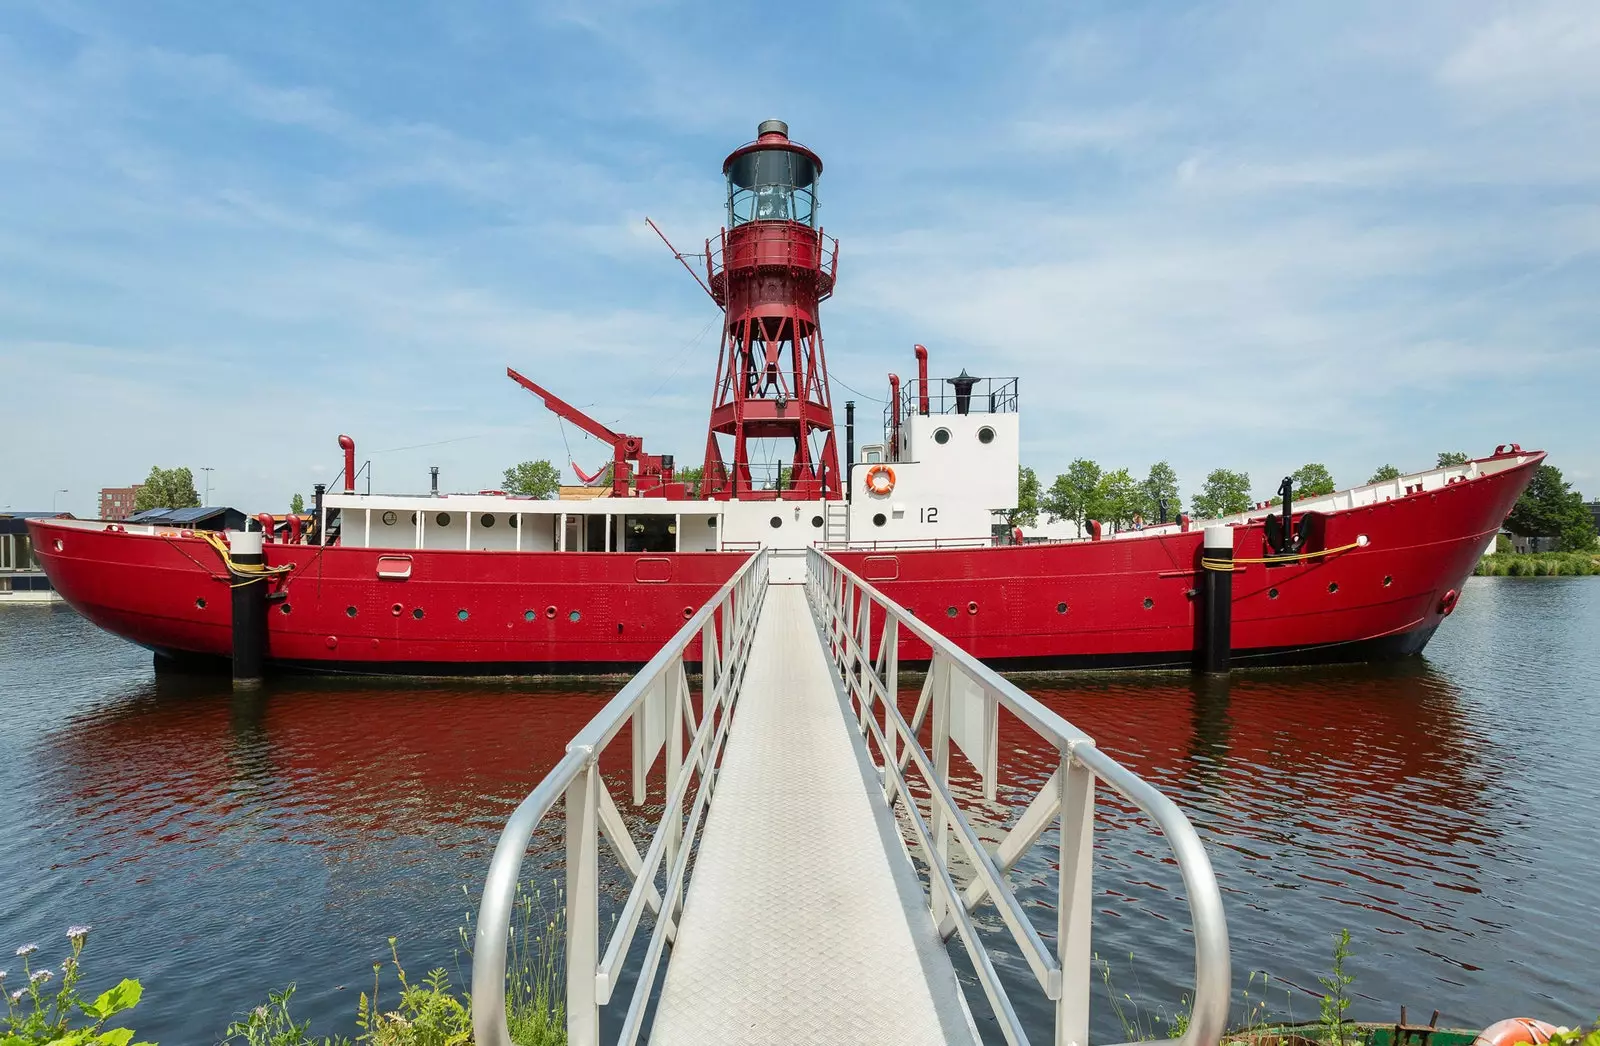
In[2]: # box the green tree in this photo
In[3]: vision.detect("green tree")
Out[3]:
[1368,464,1401,483]
[1437,451,1470,468]
[1043,458,1104,527]
[1142,461,1181,523]
[1097,467,1143,527]
[675,465,704,495]
[503,460,561,499]
[1008,465,1040,527]
[132,466,200,512]
[1191,468,1252,519]
[1506,464,1598,551]
[1292,462,1337,498]
[290,492,305,514]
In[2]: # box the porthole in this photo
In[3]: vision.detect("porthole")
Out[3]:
[568,610,581,623]
[524,610,535,622]
[933,427,951,445]
[279,603,292,615]
[1268,588,1279,600]
[436,512,451,527]
[1383,575,1393,587]
[1328,582,1339,594]
[382,510,398,526]
[977,426,995,445]
[769,516,782,529]
[195,597,207,610]
[410,512,418,525]
[346,606,358,618]
[481,514,496,528]
[1142,597,1154,610]
[811,515,823,528]
[510,515,520,528]
[1056,602,1068,614]
[413,607,425,620]
[946,606,958,618]
[872,513,887,527]
[708,517,717,528]
[457,609,469,621]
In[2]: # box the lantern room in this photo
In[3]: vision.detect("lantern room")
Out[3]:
[724,119,822,227]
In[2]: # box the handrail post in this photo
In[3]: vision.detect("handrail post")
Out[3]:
[1056,752,1095,1046]
[883,623,899,800]
[665,658,685,922]
[930,652,952,923]
[567,758,601,1046]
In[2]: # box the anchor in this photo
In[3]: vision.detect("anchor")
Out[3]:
[1263,475,1313,556]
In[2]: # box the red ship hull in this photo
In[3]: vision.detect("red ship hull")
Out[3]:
[29,452,1538,676]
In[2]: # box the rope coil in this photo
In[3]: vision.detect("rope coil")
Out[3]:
[1201,537,1367,571]
[198,532,294,587]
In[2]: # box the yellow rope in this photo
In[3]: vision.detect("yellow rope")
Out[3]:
[1201,538,1367,571]
[197,531,294,585]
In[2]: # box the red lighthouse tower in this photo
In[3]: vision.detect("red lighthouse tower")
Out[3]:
[700,120,842,501]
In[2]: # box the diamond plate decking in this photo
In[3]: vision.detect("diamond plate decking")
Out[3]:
[650,584,979,1046]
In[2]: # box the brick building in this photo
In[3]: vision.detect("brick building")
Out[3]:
[99,485,143,521]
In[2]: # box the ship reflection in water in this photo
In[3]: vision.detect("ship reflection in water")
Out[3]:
[2,576,1597,1043]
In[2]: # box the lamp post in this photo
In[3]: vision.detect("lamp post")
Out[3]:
[53,489,68,513]
[200,467,215,505]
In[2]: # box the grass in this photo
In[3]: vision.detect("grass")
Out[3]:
[219,881,567,1046]
[1475,551,1600,576]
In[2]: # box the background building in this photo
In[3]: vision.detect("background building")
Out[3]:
[99,485,143,520]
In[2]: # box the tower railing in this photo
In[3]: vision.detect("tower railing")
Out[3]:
[470,549,769,1046]
[805,547,1232,1046]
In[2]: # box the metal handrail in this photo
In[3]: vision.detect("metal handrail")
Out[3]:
[471,549,769,1046]
[805,547,1231,1046]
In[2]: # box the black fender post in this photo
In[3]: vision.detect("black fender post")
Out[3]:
[231,528,267,689]
[1200,525,1233,674]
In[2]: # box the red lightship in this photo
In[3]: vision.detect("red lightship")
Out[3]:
[31,120,1540,676]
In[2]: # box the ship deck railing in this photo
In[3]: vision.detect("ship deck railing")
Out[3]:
[471,546,1231,1046]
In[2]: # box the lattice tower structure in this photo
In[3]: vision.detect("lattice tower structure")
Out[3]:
[700,120,842,501]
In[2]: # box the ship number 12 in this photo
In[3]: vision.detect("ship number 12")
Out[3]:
[920,507,939,524]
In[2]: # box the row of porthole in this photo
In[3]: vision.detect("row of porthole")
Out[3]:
[199,576,1389,619]
[380,511,523,529]
[769,515,828,529]
[931,426,997,446]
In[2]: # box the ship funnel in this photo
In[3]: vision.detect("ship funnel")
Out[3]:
[757,119,789,138]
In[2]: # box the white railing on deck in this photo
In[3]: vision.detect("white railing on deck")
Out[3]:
[470,549,768,1046]
[805,547,1231,1046]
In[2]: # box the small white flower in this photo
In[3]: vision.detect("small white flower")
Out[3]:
[65,925,91,942]
[30,969,51,984]
[0,969,6,983]
[11,988,25,1003]
[15,944,37,957]
[254,1005,268,1020]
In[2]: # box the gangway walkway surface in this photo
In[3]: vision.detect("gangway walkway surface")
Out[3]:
[650,584,978,1045]
[472,547,1231,1046]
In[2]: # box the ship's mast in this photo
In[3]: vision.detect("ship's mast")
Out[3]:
[700,120,842,501]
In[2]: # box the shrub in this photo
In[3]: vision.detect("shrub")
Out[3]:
[1,927,149,1045]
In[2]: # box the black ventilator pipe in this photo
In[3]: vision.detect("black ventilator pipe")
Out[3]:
[844,400,855,502]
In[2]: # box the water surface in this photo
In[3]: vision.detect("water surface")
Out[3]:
[2,576,1596,1041]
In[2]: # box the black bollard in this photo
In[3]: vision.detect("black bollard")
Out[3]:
[1200,525,1233,674]
[230,528,267,689]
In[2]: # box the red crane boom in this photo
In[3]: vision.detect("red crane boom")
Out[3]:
[506,367,680,499]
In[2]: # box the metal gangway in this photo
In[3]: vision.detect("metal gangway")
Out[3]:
[472,548,1231,1046]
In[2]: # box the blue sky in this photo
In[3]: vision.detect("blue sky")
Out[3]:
[2,0,1596,516]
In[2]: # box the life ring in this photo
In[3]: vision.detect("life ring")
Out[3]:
[865,464,895,496]
[1472,1018,1559,1046]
